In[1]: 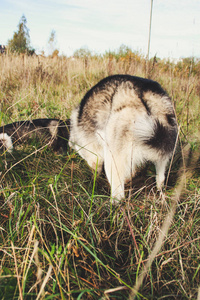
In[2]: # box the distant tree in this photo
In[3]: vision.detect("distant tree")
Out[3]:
[52,49,59,58]
[105,44,133,61]
[8,15,35,55]
[117,44,132,56]
[48,30,59,57]
[73,47,92,58]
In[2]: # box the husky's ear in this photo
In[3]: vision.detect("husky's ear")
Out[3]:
[0,133,13,152]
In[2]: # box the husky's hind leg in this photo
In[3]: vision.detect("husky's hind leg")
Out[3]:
[104,142,135,203]
[103,114,135,203]
[104,146,125,202]
[155,158,169,190]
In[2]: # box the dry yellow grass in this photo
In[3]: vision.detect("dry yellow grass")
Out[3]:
[0,52,199,299]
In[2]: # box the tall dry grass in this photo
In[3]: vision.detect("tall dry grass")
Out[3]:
[0,53,200,299]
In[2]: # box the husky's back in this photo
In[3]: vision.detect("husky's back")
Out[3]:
[69,75,178,202]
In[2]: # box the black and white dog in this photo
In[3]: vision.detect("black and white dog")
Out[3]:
[69,75,178,202]
[0,118,70,153]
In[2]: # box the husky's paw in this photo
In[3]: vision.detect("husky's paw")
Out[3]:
[110,197,121,206]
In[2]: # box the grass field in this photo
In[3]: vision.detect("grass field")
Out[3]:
[0,52,200,299]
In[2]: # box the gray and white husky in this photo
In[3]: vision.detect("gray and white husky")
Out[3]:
[69,75,178,202]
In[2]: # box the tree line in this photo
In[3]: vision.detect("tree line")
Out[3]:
[6,15,35,55]
[4,15,58,56]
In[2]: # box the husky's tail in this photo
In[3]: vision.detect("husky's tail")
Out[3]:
[134,115,177,155]
[0,119,70,153]
[0,133,13,152]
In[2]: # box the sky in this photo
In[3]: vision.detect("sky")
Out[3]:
[1,0,200,59]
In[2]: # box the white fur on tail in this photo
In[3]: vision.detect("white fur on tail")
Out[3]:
[134,115,155,142]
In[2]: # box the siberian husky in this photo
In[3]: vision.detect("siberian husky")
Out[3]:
[69,75,178,202]
[0,119,70,153]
